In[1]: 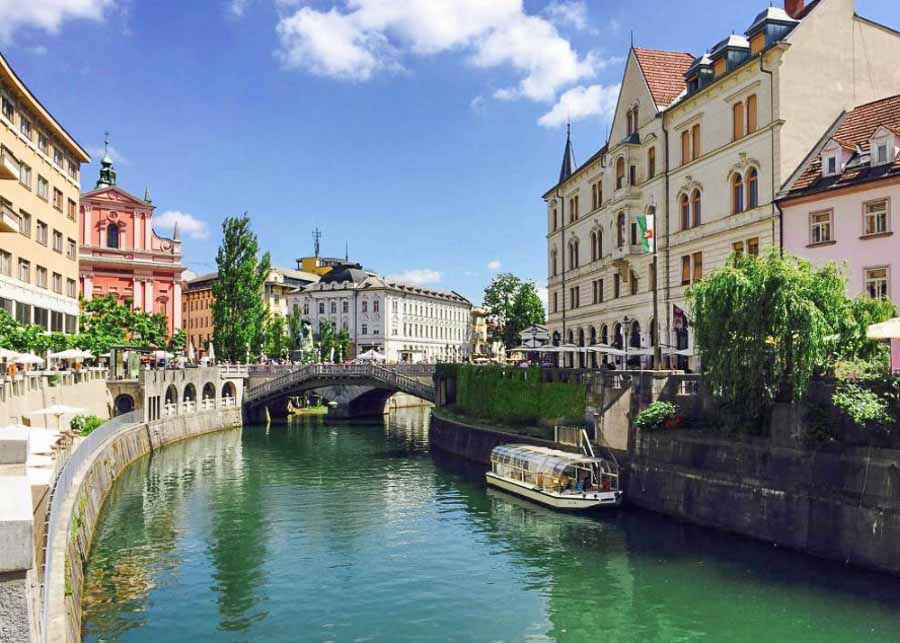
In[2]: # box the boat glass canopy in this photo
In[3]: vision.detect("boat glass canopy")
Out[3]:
[490,444,613,477]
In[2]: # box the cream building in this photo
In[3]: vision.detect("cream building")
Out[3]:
[289,264,472,362]
[0,52,89,333]
[544,0,900,370]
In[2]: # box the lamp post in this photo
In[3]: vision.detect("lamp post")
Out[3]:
[623,315,630,370]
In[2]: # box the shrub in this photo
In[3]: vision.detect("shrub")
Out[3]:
[832,383,893,428]
[70,414,104,436]
[634,401,679,432]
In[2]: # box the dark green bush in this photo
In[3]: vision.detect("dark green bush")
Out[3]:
[70,414,104,436]
[634,401,678,432]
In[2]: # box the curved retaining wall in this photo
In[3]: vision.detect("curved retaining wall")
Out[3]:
[42,408,242,643]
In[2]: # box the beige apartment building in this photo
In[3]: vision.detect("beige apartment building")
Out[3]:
[0,52,89,333]
[545,0,900,370]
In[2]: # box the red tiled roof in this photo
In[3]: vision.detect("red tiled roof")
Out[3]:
[632,48,695,108]
[787,94,900,195]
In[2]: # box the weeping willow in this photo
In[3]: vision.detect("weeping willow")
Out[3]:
[688,253,894,424]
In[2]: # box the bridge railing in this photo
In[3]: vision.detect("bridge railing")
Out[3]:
[245,364,436,404]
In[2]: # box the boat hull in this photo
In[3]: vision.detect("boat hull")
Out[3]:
[485,472,622,511]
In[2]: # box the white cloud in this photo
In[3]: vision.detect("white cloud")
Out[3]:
[227,0,252,18]
[276,0,606,103]
[87,142,129,166]
[538,83,620,128]
[386,268,442,286]
[469,95,485,113]
[154,211,210,241]
[487,259,501,271]
[536,285,549,312]
[544,0,588,31]
[0,0,114,43]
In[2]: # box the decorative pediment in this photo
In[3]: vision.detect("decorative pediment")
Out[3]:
[678,175,704,195]
[726,152,760,179]
[82,185,154,209]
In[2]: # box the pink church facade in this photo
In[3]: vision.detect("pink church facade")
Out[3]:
[79,153,185,336]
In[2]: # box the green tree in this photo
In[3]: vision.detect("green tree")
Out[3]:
[264,314,286,358]
[169,328,187,353]
[316,320,336,361]
[212,213,271,362]
[483,273,546,348]
[689,252,895,424]
[335,327,350,362]
[287,313,305,351]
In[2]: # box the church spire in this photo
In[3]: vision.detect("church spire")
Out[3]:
[95,131,117,189]
[558,121,576,184]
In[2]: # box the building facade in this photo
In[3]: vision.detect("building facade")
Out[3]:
[544,0,900,370]
[780,94,900,304]
[182,266,318,355]
[289,266,472,362]
[79,152,185,336]
[0,52,89,333]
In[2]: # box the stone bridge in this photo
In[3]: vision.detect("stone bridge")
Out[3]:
[244,364,436,420]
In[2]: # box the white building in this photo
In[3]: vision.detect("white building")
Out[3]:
[289,264,472,362]
[545,0,900,370]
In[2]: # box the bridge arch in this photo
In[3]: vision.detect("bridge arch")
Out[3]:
[202,382,216,402]
[165,384,178,406]
[222,381,236,401]
[183,383,197,403]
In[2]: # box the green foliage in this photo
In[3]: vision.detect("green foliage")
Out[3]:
[70,414,104,436]
[264,314,287,358]
[335,327,350,362]
[316,320,336,361]
[689,252,895,424]
[482,273,545,349]
[634,401,679,432]
[76,295,167,355]
[832,383,894,428]
[169,328,187,353]
[287,313,305,351]
[212,213,271,362]
[454,365,584,425]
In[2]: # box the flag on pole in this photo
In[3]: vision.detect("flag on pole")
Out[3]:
[637,214,655,253]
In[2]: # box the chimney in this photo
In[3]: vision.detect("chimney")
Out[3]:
[785,0,805,19]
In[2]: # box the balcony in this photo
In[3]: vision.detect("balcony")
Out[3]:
[0,200,17,233]
[610,243,647,262]
[0,149,18,180]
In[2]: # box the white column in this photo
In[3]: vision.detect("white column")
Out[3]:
[144,280,153,313]
[83,275,93,299]
[133,279,143,311]
[173,281,182,331]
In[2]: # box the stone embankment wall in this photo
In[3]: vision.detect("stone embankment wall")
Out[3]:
[0,372,110,427]
[43,407,242,643]
[628,430,900,576]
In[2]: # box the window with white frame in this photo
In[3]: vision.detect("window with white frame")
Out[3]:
[864,266,889,299]
[0,250,10,276]
[877,143,889,165]
[863,199,889,236]
[37,176,48,200]
[825,155,837,176]
[810,210,833,244]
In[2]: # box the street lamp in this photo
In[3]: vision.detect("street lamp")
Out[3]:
[623,315,630,370]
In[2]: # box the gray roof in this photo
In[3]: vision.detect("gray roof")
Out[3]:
[747,6,798,35]
[710,34,750,56]
[558,124,576,184]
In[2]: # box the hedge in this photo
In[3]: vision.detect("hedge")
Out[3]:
[453,365,585,425]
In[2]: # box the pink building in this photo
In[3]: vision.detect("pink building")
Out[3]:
[780,94,900,305]
[79,148,185,336]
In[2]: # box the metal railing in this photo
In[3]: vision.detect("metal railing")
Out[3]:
[39,409,142,642]
[245,363,436,404]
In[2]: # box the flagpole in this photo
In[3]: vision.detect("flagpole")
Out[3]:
[650,210,661,369]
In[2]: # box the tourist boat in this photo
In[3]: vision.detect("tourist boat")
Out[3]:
[486,444,623,511]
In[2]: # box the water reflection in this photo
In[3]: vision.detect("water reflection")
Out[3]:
[83,409,900,643]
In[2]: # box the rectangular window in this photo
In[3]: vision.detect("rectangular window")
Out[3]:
[18,259,30,284]
[52,188,63,211]
[692,124,701,160]
[36,220,48,245]
[878,144,888,165]
[342,300,349,313]
[33,307,48,329]
[827,156,837,175]
[37,132,49,155]
[67,278,77,298]
[681,256,691,285]
[15,302,31,325]
[18,211,31,237]
[51,311,63,332]
[37,176,49,200]
[36,266,47,289]
[330,301,336,314]
[20,117,32,140]
[362,323,368,335]
[863,199,889,236]
[67,238,76,260]
[0,250,10,276]
[552,208,557,231]
[52,273,63,294]
[629,165,636,186]
[1,95,14,121]
[865,266,889,299]
[747,237,760,257]
[747,94,758,133]
[733,241,744,256]
[53,147,63,167]
[648,147,656,179]
[810,210,833,244]
[681,130,690,165]
[65,314,77,334]
[318,302,325,314]
[374,300,380,313]
[67,199,76,220]
[692,252,703,283]
[630,271,639,296]
[613,273,621,298]
[67,160,78,180]
[52,230,63,253]
[733,102,745,141]
[19,162,31,190]
[552,291,558,313]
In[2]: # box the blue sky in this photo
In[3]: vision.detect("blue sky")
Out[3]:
[3,0,900,305]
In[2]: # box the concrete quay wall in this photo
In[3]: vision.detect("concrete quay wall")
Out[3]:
[42,407,242,643]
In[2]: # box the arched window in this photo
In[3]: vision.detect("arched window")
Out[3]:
[633,106,639,130]
[691,189,702,227]
[648,147,656,179]
[732,173,744,214]
[573,238,579,268]
[680,194,690,230]
[616,157,625,189]
[617,212,626,248]
[590,231,598,262]
[626,111,633,136]
[551,249,558,276]
[746,168,759,210]
[596,228,603,259]
[733,102,745,141]
[106,224,119,249]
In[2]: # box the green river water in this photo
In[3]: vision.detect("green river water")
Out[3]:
[81,409,900,642]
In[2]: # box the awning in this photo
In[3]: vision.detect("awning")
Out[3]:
[867,317,900,340]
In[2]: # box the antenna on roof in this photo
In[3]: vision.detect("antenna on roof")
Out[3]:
[312,227,322,258]
[345,240,349,261]
[630,30,634,49]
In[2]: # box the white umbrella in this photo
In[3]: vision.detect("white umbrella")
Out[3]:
[29,404,90,431]
[207,342,215,362]
[49,348,83,360]
[357,349,386,361]
[867,317,900,340]
[0,348,20,359]
[186,340,196,362]
[15,352,44,366]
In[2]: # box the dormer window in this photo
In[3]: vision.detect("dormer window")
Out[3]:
[877,144,888,165]
[826,156,837,176]
[868,127,896,167]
